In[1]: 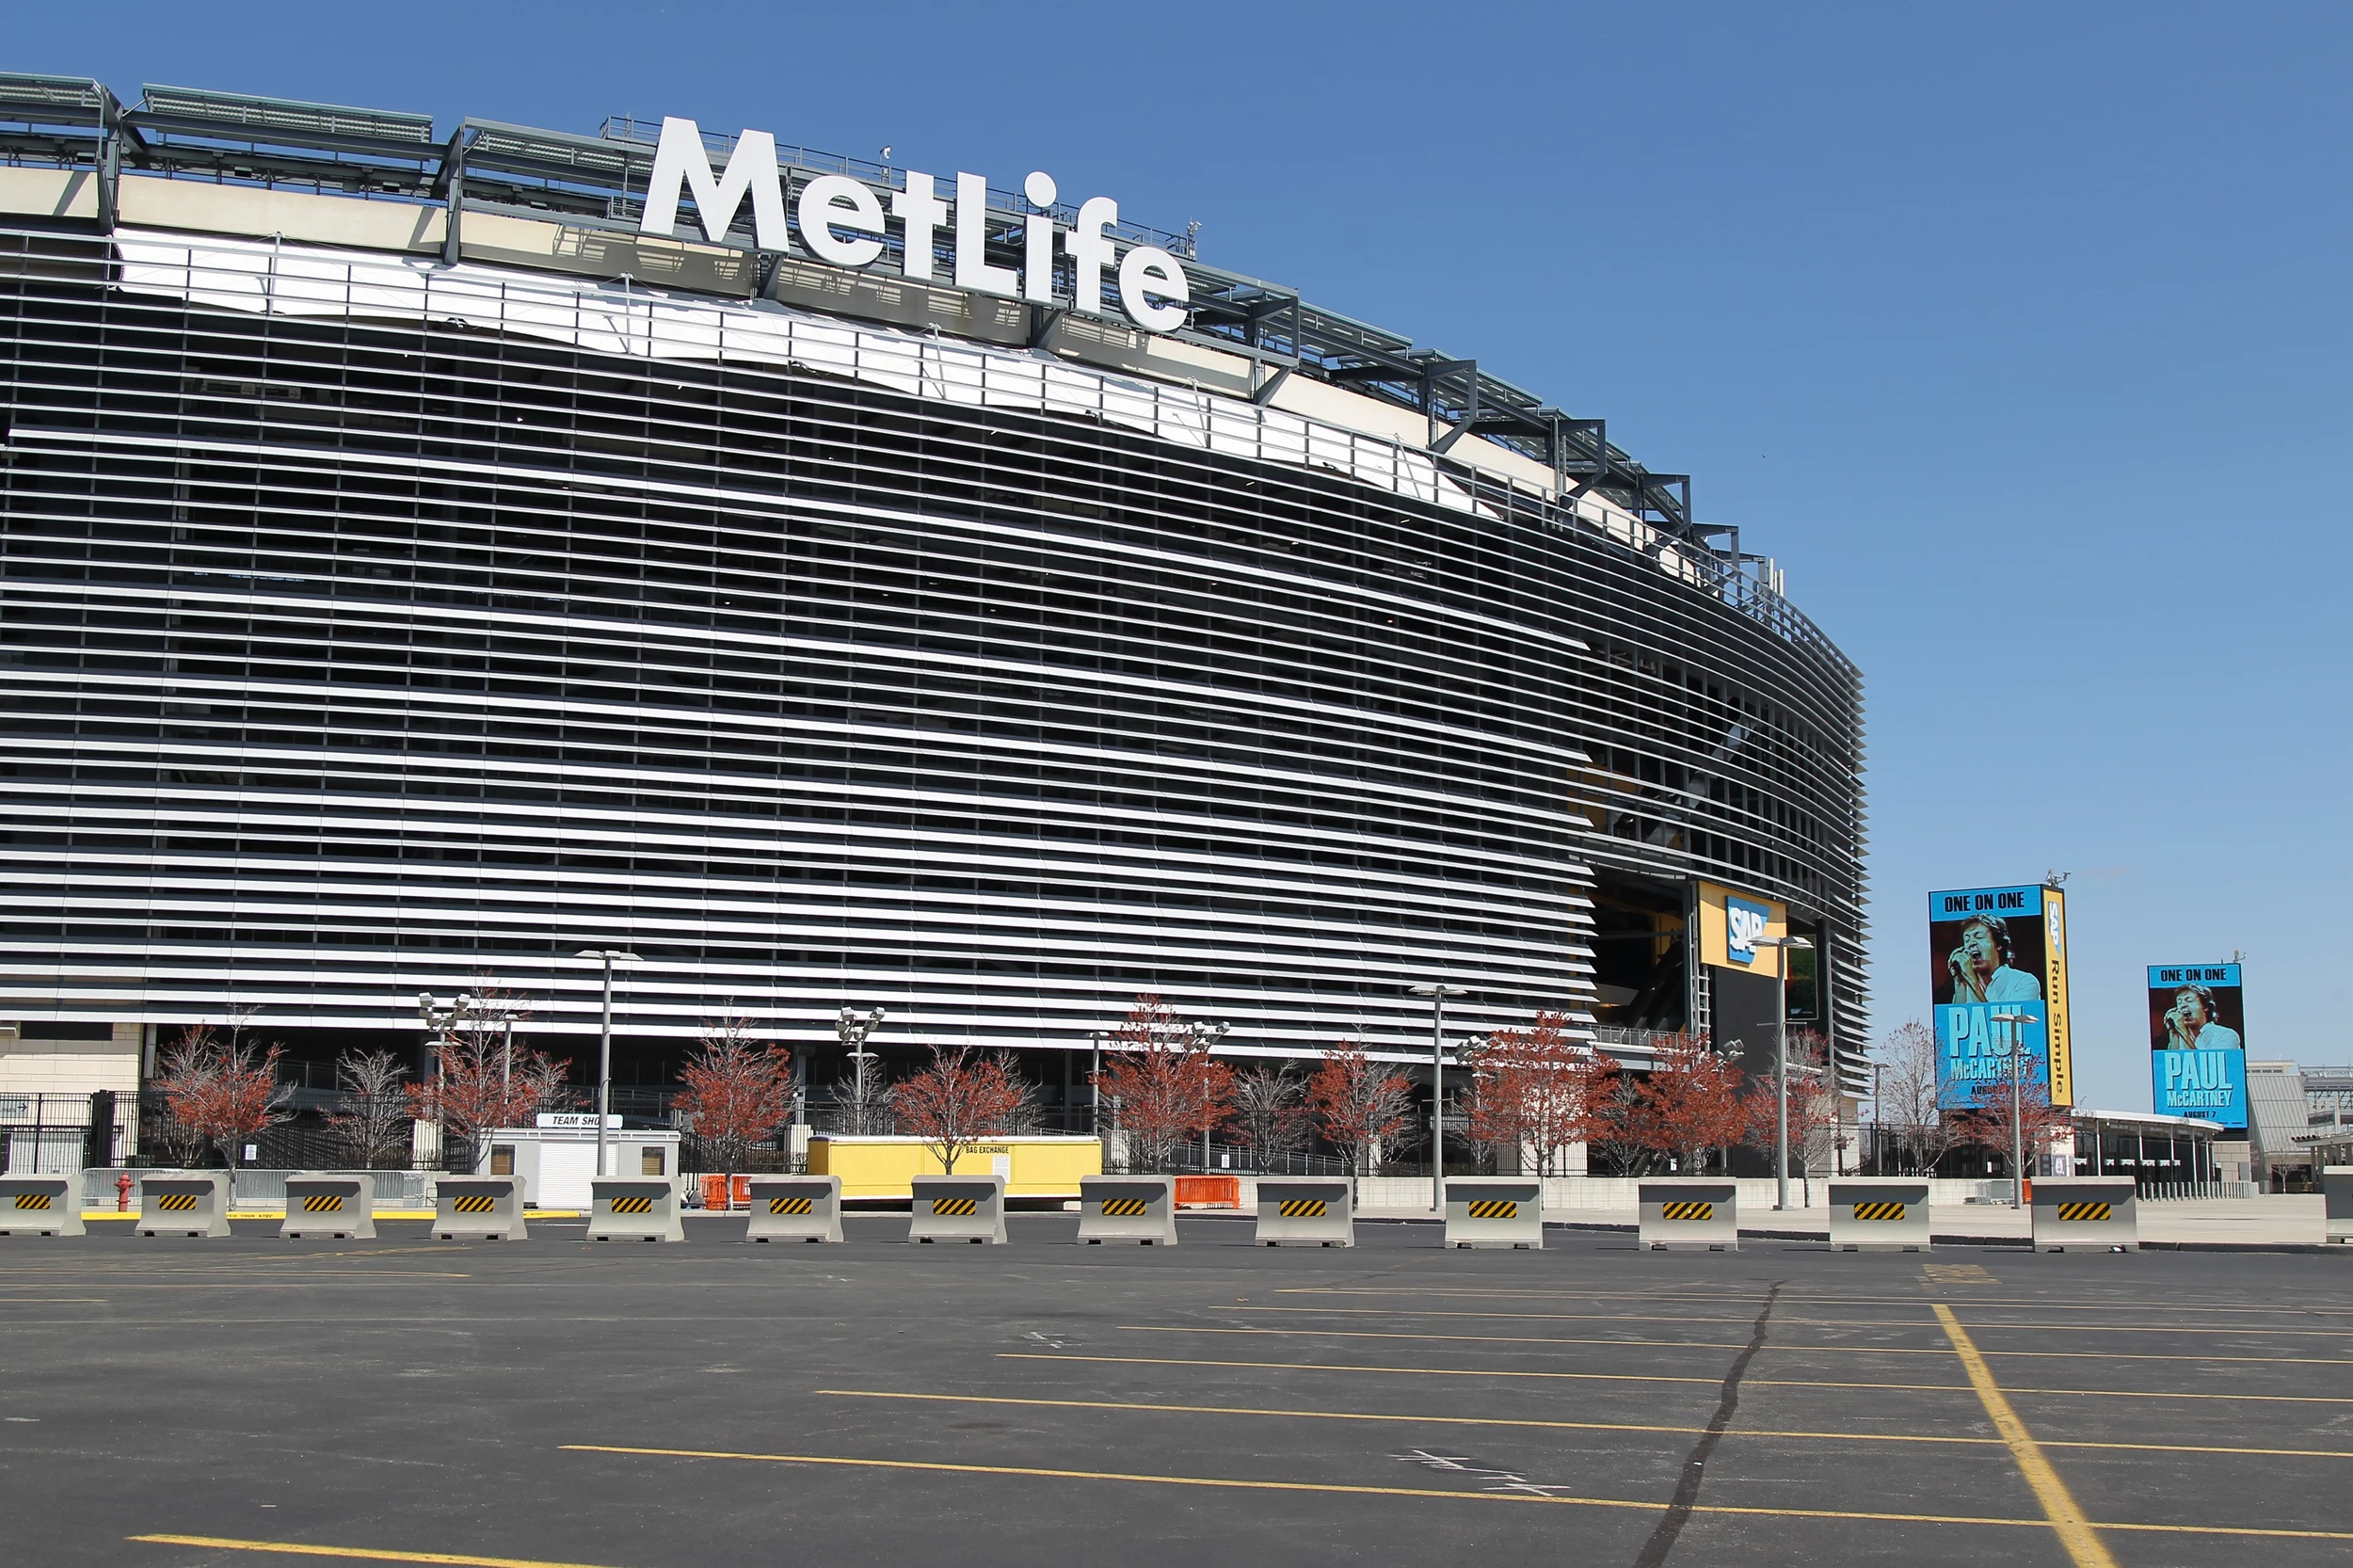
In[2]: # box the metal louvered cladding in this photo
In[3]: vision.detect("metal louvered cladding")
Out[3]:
[0,226,1864,1064]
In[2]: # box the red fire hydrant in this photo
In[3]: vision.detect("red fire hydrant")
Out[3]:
[116,1172,135,1211]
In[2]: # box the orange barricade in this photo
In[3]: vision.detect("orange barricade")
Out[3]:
[697,1175,750,1210]
[1174,1175,1240,1209]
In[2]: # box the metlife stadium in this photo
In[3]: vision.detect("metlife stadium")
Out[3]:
[0,76,1868,1126]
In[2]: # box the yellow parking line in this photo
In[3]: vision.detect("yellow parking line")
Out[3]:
[1002,1352,2353,1403]
[559,1444,2353,1540]
[1934,1304,2115,1568]
[1005,1351,1939,1391]
[813,1389,2353,1459]
[1118,1323,2353,1367]
[1274,1288,2353,1319]
[1248,1305,2353,1338]
[128,1535,624,1567]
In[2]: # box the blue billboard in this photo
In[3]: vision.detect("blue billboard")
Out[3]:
[1929,885,2073,1110]
[2148,963,2248,1129]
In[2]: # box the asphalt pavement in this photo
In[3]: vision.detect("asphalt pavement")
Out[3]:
[3,1214,2350,1567]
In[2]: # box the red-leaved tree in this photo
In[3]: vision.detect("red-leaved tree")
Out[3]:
[1091,994,1234,1172]
[1304,1041,1415,1174]
[677,1017,795,1186]
[153,1017,294,1171]
[1948,1040,2074,1179]
[1621,1032,1747,1176]
[1741,1028,1840,1176]
[890,1045,1027,1175]
[1464,1011,1613,1176]
[408,1000,570,1173]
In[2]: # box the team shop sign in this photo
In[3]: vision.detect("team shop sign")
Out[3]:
[638,118,1192,333]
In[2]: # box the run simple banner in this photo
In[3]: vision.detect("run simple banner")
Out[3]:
[1928,884,2073,1109]
[2149,962,2248,1129]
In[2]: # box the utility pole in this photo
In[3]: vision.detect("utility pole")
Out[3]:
[574,950,640,1178]
[1410,984,1468,1213]
[1753,936,1813,1211]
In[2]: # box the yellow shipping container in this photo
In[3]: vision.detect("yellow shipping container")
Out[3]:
[808,1135,1103,1200]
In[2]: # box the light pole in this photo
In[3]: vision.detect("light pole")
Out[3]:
[1189,1019,1230,1170]
[837,1005,885,1137]
[1997,1008,2041,1208]
[574,950,640,1178]
[1087,1031,1109,1135]
[1410,983,1468,1213]
[1752,936,1813,1211]
[417,992,471,1169]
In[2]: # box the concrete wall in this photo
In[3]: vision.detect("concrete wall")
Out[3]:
[0,1022,140,1097]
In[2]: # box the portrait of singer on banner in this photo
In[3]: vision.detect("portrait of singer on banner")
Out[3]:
[2148,963,2249,1129]
[1928,885,2073,1111]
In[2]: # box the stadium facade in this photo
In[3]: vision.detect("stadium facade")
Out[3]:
[0,77,1867,1143]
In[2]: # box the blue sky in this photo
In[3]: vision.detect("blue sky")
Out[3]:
[16,2,2348,1110]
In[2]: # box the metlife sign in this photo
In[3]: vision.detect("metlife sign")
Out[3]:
[637,118,1192,333]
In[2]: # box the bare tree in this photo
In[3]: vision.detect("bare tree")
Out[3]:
[1227,1064,1307,1170]
[1873,1019,1956,1176]
[324,1049,410,1169]
[991,1052,1052,1135]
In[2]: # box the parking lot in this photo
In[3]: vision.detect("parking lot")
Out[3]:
[3,1215,2350,1567]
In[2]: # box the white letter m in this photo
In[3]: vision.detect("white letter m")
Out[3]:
[638,117,786,249]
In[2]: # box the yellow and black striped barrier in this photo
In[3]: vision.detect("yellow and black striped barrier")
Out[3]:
[589,1178,685,1242]
[1639,1180,1737,1252]
[1255,1177,1353,1247]
[138,1174,233,1239]
[1446,1178,1544,1250]
[1079,1176,1178,1244]
[0,1176,83,1237]
[1829,1179,1929,1252]
[744,1176,842,1242]
[281,1175,376,1240]
[908,1176,1007,1243]
[2029,1177,2137,1252]
[433,1177,527,1240]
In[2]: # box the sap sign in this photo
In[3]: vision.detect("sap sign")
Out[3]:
[1698,881,1788,974]
[1725,895,1771,966]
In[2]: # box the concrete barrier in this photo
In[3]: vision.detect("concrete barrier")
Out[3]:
[1078,1175,1179,1245]
[909,1175,1007,1243]
[280,1174,376,1240]
[1639,1178,1738,1252]
[1444,1177,1544,1250]
[0,1176,84,1236]
[138,1173,233,1238]
[1254,1176,1354,1247]
[744,1175,843,1241]
[2029,1176,2138,1252]
[2327,1167,2353,1245]
[433,1176,528,1240]
[1827,1178,1930,1252]
[587,1177,686,1241]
